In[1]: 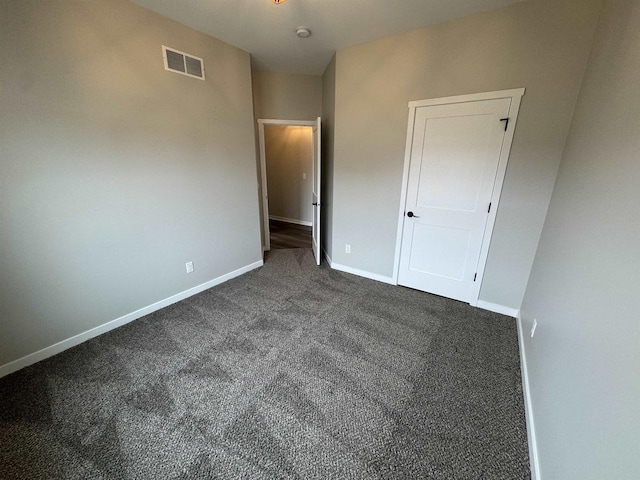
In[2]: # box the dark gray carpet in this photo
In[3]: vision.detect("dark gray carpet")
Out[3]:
[0,249,530,479]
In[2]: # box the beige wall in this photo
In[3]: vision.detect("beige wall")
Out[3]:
[321,55,336,260]
[252,71,322,121]
[0,0,261,367]
[330,0,603,309]
[264,126,313,224]
[520,1,640,478]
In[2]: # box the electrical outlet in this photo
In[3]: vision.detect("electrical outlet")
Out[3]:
[185,261,194,274]
[531,319,538,338]
[303,173,307,180]
[345,244,351,254]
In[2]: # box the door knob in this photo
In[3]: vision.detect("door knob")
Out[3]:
[312,202,319,206]
[406,211,419,218]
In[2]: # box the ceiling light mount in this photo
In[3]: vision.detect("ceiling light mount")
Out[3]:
[296,26,311,38]
[272,0,287,4]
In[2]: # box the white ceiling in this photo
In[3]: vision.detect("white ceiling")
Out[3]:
[131,0,524,75]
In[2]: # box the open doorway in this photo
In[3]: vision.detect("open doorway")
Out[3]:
[258,118,322,264]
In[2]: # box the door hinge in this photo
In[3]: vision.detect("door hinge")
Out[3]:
[488,202,492,213]
[474,273,477,282]
[500,118,510,131]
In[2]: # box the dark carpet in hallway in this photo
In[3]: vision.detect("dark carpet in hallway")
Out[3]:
[0,249,530,479]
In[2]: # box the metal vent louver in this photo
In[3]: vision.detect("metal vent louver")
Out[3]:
[162,46,205,80]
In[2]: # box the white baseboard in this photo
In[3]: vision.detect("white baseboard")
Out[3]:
[517,312,541,480]
[322,248,332,267]
[0,259,264,379]
[269,215,312,227]
[476,300,519,318]
[330,262,395,285]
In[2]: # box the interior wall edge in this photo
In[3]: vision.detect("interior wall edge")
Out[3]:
[268,215,312,227]
[517,311,541,480]
[0,260,264,379]
[476,300,519,318]
[329,263,395,285]
[322,247,333,267]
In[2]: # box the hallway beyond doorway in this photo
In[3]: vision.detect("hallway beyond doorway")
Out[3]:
[269,219,312,250]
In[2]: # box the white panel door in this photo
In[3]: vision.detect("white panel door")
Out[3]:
[398,98,511,302]
[311,117,321,265]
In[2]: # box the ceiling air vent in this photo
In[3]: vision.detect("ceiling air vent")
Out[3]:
[162,46,205,80]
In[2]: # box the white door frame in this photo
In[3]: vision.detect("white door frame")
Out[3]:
[311,116,322,266]
[391,88,525,306]
[257,119,317,252]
